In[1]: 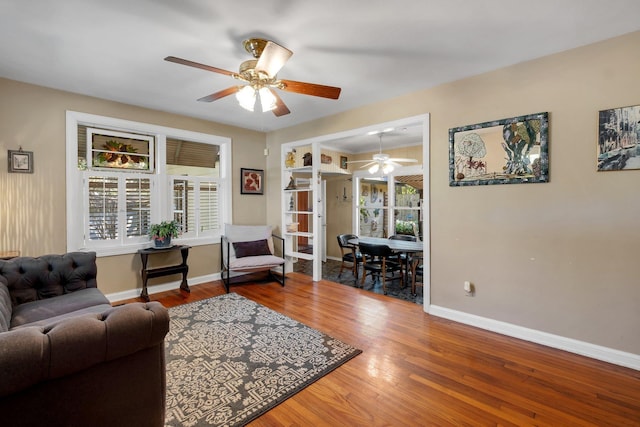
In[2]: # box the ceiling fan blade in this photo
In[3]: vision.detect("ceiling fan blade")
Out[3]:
[358,162,377,169]
[255,41,293,78]
[269,89,291,117]
[197,86,240,102]
[164,56,236,77]
[346,160,376,164]
[388,158,418,163]
[279,79,341,99]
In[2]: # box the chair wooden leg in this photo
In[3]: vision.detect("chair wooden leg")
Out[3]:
[381,273,387,295]
[338,260,346,277]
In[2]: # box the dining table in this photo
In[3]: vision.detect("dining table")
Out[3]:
[348,236,423,288]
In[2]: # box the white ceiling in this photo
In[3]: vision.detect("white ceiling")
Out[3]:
[2,0,640,145]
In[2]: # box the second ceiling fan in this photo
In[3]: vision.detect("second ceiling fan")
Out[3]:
[348,132,418,174]
[165,38,341,116]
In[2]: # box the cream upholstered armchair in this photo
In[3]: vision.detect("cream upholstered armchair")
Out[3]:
[220,224,286,292]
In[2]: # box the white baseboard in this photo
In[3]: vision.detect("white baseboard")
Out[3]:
[429,305,640,371]
[106,273,221,304]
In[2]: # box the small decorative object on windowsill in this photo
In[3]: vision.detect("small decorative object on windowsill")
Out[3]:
[149,220,180,248]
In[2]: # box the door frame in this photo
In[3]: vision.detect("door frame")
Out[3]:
[281,113,431,312]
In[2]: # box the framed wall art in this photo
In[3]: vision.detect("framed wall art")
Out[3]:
[241,168,264,195]
[597,104,640,171]
[340,156,348,169]
[449,112,549,186]
[8,149,34,173]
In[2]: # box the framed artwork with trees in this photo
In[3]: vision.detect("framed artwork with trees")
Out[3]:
[449,112,549,186]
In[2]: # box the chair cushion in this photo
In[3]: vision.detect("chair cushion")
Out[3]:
[233,239,271,258]
[0,281,11,332]
[229,255,285,272]
[10,288,110,328]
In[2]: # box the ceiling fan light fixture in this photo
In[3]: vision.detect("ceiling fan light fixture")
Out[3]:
[368,163,380,174]
[382,163,394,174]
[258,87,277,112]
[236,85,256,111]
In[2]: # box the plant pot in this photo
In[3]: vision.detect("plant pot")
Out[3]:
[154,237,172,248]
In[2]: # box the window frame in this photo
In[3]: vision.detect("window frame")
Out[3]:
[66,111,232,257]
[353,164,423,239]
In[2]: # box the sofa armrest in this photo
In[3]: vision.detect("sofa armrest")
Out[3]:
[0,301,169,397]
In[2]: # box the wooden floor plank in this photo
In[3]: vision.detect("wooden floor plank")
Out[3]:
[118,272,640,426]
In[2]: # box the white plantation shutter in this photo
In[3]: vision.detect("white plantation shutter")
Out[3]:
[125,178,151,238]
[171,178,219,237]
[85,173,152,245]
[199,181,218,233]
[88,176,118,240]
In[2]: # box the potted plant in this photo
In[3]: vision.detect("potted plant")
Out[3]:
[149,220,180,248]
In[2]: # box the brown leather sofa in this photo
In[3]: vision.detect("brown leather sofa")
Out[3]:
[0,252,169,427]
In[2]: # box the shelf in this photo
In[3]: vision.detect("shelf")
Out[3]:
[285,210,313,214]
[284,166,351,176]
[284,167,312,173]
[286,251,313,261]
[284,187,311,192]
[285,231,314,237]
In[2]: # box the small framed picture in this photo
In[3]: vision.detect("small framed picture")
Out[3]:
[8,150,34,173]
[340,156,348,169]
[241,168,264,195]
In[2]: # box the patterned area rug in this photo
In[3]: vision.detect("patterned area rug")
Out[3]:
[164,293,362,427]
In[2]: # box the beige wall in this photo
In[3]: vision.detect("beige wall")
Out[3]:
[0,78,266,295]
[267,31,640,355]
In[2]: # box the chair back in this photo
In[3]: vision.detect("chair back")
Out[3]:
[358,242,393,258]
[337,234,357,249]
[389,234,417,242]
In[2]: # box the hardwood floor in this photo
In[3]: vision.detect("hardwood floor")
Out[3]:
[121,273,640,426]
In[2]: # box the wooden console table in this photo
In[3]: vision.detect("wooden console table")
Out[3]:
[138,245,191,302]
[0,250,20,260]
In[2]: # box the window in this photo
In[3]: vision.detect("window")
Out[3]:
[392,176,422,239]
[86,175,152,243]
[354,166,424,240]
[66,111,231,256]
[357,179,388,238]
[166,139,221,238]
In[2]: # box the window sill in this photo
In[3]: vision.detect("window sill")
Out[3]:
[89,235,221,258]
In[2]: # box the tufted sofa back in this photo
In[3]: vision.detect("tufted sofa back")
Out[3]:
[0,252,98,306]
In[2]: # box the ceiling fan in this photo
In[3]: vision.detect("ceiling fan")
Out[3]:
[348,132,418,174]
[165,38,341,116]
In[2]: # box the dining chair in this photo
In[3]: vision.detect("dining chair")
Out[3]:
[388,234,417,276]
[358,242,402,295]
[336,234,364,279]
[410,254,424,296]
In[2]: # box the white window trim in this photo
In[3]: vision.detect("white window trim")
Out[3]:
[66,110,232,257]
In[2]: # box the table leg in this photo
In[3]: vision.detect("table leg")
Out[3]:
[140,253,150,302]
[179,247,191,293]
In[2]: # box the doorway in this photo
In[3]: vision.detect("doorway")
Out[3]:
[281,114,431,310]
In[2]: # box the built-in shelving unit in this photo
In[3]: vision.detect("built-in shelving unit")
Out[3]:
[281,144,352,279]
[283,167,314,261]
